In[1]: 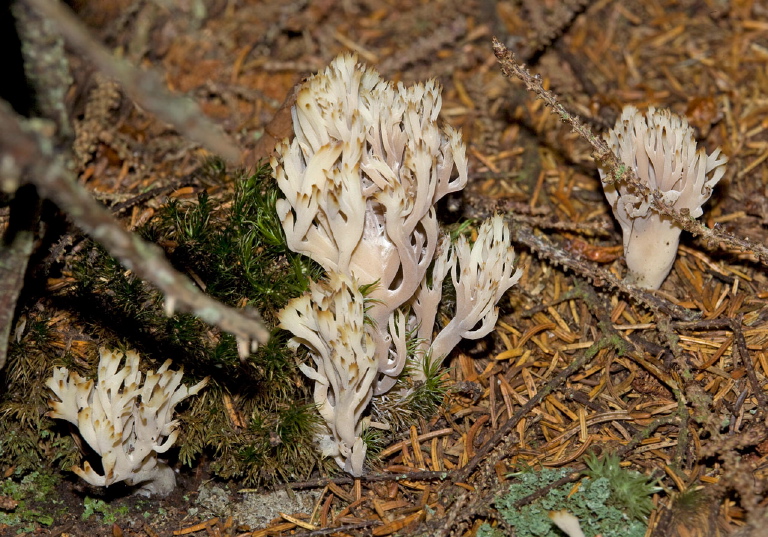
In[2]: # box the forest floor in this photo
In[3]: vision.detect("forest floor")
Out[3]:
[2,0,768,536]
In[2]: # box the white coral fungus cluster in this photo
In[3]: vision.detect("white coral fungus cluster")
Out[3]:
[273,54,521,475]
[46,348,208,496]
[599,105,727,289]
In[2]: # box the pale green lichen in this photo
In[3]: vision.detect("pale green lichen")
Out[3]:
[488,455,657,537]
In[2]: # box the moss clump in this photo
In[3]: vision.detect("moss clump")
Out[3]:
[0,310,80,476]
[0,470,63,531]
[583,452,658,521]
[370,349,451,443]
[151,161,321,318]
[80,496,130,524]
[1,161,329,488]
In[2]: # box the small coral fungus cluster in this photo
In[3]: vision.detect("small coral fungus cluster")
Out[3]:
[599,106,727,289]
[47,348,208,496]
[272,54,522,475]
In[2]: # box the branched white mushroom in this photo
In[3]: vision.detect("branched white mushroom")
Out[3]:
[278,273,378,476]
[46,348,208,496]
[273,54,469,393]
[427,215,522,372]
[274,54,521,474]
[599,106,727,289]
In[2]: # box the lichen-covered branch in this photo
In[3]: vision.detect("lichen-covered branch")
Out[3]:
[0,101,270,355]
[0,216,34,371]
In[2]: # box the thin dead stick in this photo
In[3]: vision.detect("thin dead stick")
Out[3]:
[24,0,242,165]
[732,316,768,410]
[670,316,766,410]
[462,196,700,322]
[290,520,382,537]
[492,37,612,160]
[492,37,768,266]
[284,469,451,490]
[509,221,699,321]
[0,102,270,355]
